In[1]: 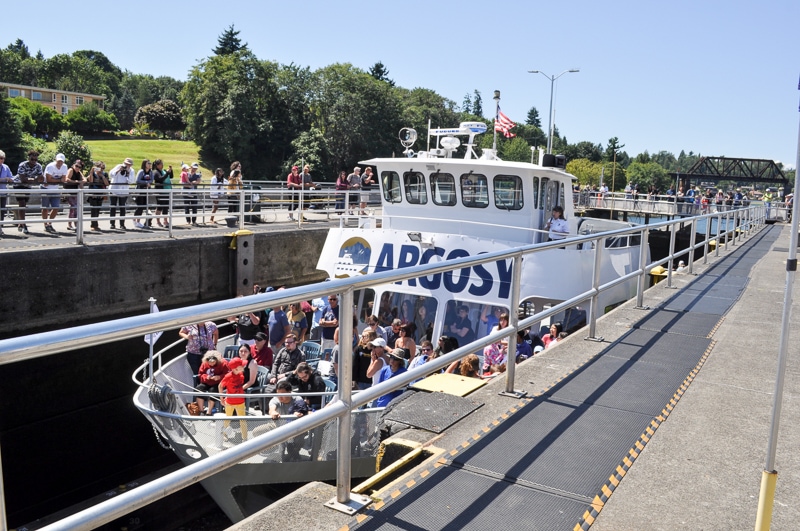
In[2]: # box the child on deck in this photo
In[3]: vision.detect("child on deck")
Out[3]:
[220,357,248,441]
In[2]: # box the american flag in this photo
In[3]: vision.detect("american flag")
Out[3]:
[494,108,517,138]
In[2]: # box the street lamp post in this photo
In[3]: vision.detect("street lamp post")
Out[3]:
[528,69,579,154]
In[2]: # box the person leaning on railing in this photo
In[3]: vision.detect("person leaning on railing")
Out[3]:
[86,161,108,231]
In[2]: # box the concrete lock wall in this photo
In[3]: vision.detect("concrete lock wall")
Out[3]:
[0,228,329,337]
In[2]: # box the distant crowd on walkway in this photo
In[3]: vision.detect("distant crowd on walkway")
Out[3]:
[0,148,380,236]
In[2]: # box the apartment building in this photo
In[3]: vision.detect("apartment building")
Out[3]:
[0,81,105,115]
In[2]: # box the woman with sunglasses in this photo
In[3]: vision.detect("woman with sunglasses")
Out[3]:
[64,159,85,230]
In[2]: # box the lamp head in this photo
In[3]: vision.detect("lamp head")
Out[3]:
[493,90,500,101]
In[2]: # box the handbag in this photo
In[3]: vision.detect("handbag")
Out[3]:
[186,402,201,416]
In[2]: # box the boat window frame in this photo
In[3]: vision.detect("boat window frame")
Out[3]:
[403,171,428,205]
[431,172,457,206]
[460,172,489,208]
[381,171,402,203]
[493,174,524,210]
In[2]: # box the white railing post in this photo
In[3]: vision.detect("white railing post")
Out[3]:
[238,189,245,230]
[501,254,525,397]
[687,217,696,275]
[635,228,649,308]
[703,212,711,265]
[76,189,85,245]
[731,209,738,246]
[666,221,677,286]
[167,190,174,237]
[587,237,604,339]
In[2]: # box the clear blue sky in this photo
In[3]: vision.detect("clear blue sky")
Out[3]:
[6,0,799,169]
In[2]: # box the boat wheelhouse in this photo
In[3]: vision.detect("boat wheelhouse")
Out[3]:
[318,123,644,341]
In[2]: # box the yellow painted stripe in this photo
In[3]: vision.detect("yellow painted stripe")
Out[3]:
[406,479,416,488]
[609,474,620,487]
[602,484,613,498]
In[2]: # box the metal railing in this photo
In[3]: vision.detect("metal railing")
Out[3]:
[0,205,766,531]
[0,184,381,243]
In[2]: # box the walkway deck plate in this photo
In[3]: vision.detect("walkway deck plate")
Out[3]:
[382,391,483,433]
[632,309,723,337]
[410,372,487,397]
[660,292,735,315]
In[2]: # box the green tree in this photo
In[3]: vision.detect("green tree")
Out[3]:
[566,159,605,187]
[500,137,533,163]
[107,89,137,130]
[398,87,460,149]
[65,102,119,134]
[214,25,248,55]
[0,96,24,166]
[369,61,394,87]
[9,98,66,135]
[307,63,404,176]
[472,89,483,117]
[182,50,287,176]
[134,99,184,137]
[52,131,92,166]
[525,106,541,127]
[626,161,670,192]
[461,93,472,114]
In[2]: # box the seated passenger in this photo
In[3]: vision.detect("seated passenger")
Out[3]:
[375,348,408,407]
[542,322,563,349]
[459,354,481,378]
[515,330,533,362]
[268,380,309,461]
[482,342,507,373]
[449,305,475,345]
[267,333,305,389]
[285,361,327,411]
[250,332,274,368]
[195,351,229,415]
[268,380,309,420]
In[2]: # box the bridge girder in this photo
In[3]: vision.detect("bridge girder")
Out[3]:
[669,156,788,186]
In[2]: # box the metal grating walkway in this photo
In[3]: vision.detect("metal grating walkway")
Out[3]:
[345,226,780,531]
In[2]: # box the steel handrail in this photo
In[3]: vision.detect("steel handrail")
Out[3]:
[0,205,765,531]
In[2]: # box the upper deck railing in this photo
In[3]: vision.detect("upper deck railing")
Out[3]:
[0,204,766,531]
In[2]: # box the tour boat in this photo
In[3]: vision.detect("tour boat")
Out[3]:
[317,122,644,340]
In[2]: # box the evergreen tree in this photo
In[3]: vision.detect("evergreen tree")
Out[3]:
[213,25,247,55]
[525,106,541,127]
[369,61,394,86]
[472,89,483,117]
[461,93,472,114]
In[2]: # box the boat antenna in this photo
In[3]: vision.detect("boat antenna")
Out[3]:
[492,90,500,151]
[427,118,431,152]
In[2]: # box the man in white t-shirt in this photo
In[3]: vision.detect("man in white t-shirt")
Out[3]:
[42,153,68,233]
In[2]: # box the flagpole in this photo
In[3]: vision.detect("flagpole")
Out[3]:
[492,90,500,151]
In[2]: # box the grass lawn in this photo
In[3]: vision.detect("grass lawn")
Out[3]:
[84,139,214,175]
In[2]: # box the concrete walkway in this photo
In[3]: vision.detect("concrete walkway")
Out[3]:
[231,223,799,531]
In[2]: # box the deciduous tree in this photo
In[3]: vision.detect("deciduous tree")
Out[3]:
[134,99,184,137]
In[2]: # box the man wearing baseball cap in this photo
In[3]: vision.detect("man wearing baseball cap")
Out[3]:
[41,153,68,232]
[109,158,135,229]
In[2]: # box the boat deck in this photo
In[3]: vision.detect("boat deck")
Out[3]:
[231,223,800,530]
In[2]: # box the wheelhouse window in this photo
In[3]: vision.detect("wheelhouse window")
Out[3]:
[431,172,456,206]
[381,171,402,203]
[493,175,523,210]
[403,171,428,204]
[460,173,488,208]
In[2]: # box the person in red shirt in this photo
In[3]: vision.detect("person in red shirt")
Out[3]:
[220,357,248,441]
[250,332,273,368]
[195,351,228,415]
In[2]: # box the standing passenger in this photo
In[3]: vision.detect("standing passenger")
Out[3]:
[209,168,226,224]
[86,161,108,231]
[134,159,153,228]
[0,150,14,235]
[152,160,171,227]
[347,166,362,215]
[64,159,85,230]
[286,165,302,220]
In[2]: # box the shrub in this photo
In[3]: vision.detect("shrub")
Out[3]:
[50,131,92,165]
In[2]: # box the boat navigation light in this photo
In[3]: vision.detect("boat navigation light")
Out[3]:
[407,232,422,242]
